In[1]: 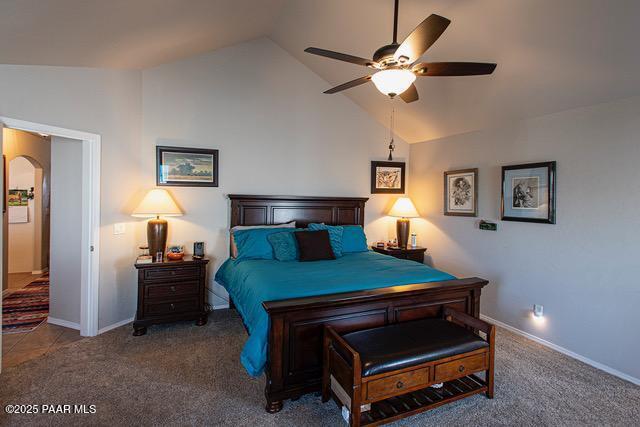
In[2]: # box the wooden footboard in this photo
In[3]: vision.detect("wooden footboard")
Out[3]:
[261,277,489,413]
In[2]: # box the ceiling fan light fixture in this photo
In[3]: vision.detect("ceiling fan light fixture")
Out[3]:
[371,69,416,97]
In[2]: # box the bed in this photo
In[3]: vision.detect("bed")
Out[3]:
[218,194,489,413]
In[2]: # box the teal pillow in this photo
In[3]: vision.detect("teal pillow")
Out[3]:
[341,225,368,253]
[308,223,343,257]
[267,230,301,261]
[234,228,294,260]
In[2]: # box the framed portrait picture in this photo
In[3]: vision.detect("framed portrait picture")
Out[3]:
[501,161,556,224]
[371,161,405,194]
[444,168,478,217]
[156,146,219,187]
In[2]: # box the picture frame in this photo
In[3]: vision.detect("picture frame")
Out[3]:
[501,161,556,224]
[371,161,405,194]
[444,168,478,217]
[156,146,219,187]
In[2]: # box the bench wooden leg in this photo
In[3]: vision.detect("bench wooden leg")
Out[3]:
[322,331,331,402]
[486,324,495,398]
[350,386,362,427]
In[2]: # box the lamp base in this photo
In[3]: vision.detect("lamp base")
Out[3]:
[396,218,410,249]
[148,217,168,259]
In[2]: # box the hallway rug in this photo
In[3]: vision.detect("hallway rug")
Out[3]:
[2,275,49,334]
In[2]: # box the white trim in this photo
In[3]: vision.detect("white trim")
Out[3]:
[48,316,81,331]
[98,317,134,334]
[31,268,49,275]
[207,288,230,310]
[481,314,640,386]
[1,116,101,337]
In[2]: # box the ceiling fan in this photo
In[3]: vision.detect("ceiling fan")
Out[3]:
[304,0,497,103]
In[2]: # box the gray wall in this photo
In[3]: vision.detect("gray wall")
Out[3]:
[143,38,410,305]
[409,95,640,381]
[49,136,83,324]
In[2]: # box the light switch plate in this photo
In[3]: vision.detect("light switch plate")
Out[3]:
[113,223,126,235]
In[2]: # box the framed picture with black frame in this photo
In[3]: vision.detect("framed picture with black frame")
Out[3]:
[501,161,556,224]
[156,146,219,187]
[371,161,405,194]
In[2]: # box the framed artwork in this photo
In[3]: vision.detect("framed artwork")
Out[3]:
[444,168,478,217]
[156,146,219,187]
[8,189,29,206]
[371,161,405,194]
[501,161,556,224]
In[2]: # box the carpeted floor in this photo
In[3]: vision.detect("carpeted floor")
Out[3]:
[2,276,49,334]
[1,309,639,426]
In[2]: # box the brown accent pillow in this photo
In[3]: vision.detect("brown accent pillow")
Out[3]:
[294,230,336,262]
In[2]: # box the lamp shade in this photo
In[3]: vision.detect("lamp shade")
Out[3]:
[132,189,183,218]
[388,197,419,218]
[371,69,416,97]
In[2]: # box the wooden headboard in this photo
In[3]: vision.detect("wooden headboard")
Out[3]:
[228,194,368,228]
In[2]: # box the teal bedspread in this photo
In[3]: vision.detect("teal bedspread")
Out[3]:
[214,250,455,377]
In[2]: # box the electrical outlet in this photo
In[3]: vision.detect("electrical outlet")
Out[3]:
[113,223,126,235]
[533,304,544,318]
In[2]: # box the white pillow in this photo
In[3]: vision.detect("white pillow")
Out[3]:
[230,221,296,258]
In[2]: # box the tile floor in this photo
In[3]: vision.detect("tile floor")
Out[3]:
[2,323,82,369]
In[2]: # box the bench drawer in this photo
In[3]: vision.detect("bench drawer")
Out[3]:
[366,368,429,401]
[434,353,487,382]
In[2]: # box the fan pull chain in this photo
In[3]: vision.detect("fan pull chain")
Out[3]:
[388,105,395,161]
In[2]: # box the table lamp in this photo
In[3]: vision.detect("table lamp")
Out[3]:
[388,197,419,249]
[132,189,183,259]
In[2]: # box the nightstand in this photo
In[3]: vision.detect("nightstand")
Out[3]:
[371,245,427,263]
[133,256,209,336]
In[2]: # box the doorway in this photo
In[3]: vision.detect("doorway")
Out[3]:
[0,117,101,372]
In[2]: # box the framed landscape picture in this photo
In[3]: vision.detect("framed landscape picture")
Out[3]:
[501,161,556,224]
[371,161,405,194]
[444,168,478,216]
[156,146,219,187]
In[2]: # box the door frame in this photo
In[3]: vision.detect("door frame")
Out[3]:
[1,116,101,337]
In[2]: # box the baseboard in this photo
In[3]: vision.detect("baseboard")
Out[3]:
[98,317,134,335]
[32,268,49,275]
[480,314,640,386]
[48,316,81,330]
[207,287,230,309]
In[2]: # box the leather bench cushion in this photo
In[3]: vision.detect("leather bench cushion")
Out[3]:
[342,318,489,377]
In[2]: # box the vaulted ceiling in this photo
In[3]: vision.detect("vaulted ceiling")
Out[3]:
[2,0,640,143]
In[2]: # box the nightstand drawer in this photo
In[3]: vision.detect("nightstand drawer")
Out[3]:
[145,281,199,299]
[144,298,199,316]
[144,266,200,281]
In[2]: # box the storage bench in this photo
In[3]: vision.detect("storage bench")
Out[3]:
[322,307,495,426]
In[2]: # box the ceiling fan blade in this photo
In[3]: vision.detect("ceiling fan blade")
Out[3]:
[305,47,378,68]
[324,76,372,94]
[394,14,451,64]
[413,62,497,76]
[399,83,419,103]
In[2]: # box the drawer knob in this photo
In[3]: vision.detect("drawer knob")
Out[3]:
[396,381,404,389]
[170,286,176,292]
[458,365,465,373]
[170,303,175,310]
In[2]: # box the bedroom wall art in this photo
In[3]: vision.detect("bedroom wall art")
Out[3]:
[444,168,478,217]
[501,161,556,224]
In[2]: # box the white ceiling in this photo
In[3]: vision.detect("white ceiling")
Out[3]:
[0,0,287,69]
[2,0,640,142]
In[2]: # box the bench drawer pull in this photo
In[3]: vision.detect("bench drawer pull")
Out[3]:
[396,381,404,389]
[458,365,465,372]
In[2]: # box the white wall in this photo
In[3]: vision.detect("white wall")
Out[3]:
[409,95,640,381]
[142,38,410,304]
[0,65,142,329]
[8,156,36,273]
[49,137,83,324]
